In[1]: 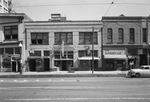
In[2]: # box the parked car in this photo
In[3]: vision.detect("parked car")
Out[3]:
[127,65,150,78]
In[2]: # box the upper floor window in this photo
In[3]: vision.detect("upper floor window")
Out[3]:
[107,28,113,43]
[54,32,73,45]
[4,25,18,41]
[31,33,49,45]
[143,28,147,43]
[78,50,98,57]
[129,28,135,43]
[118,28,124,43]
[79,32,97,44]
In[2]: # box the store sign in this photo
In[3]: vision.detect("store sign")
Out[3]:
[104,50,125,55]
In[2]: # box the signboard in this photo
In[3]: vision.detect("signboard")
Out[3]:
[103,50,125,55]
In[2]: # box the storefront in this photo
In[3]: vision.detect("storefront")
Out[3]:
[103,49,128,71]
[78,56,99,71]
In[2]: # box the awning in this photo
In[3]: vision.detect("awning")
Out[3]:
[104,55,127,59]
[78,56,100,60]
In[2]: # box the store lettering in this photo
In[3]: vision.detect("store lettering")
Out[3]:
[104,51,123,55]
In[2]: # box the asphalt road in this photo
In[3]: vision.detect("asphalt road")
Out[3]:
[0,77,150,102]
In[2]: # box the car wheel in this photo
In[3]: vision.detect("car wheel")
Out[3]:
[135,73,141,78]
[127,72,133,78]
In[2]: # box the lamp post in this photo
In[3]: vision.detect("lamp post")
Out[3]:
[19,42,23,74]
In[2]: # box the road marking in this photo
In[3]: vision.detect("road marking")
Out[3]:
[5,97,150,101]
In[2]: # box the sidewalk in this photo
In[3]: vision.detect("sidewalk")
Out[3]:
[0,71,128,78]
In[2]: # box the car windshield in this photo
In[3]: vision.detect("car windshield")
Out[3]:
[139,67,144,69]
[139,66,150,69]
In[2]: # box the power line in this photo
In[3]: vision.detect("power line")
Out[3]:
[104,0,114,16]
[13,2,150,8]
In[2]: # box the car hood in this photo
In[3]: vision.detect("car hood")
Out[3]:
[130,69,142,72]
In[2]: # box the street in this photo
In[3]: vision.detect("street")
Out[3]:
[0,77,150,102]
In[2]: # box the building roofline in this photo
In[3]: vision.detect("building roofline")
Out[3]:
[25,20,101,23]
[102,16,149,21]
[0,13,25,17]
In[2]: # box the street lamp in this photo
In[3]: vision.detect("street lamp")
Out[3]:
[19,42,23,74]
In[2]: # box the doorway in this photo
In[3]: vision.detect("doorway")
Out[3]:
[29,59,36,71]
[12,61,16,72]
[44,58,50,71]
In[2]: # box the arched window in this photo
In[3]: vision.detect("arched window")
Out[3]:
[107,28,113,43]
[129,28,135,43]
[118,28,124,43]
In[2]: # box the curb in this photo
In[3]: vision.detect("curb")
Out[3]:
[0,74,127,78]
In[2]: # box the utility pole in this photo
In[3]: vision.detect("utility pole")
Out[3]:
[92,27,94,74]
[146,16,150,65]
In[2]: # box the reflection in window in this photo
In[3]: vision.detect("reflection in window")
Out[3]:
[31,33,49,45]
[54,32,73,45]
[79,32,97,44]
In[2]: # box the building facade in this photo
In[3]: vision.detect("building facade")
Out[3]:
[0,0,12,13]
[102,15,150,71]
[24,20,102,72]
[0,13,26,72]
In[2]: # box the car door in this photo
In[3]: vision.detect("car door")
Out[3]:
[143,67,150,77]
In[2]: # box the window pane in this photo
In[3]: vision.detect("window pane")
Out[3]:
[0,48,4,55]
[31,33,37,39]
[12,29,18,34]
[15,47,20,54]
[107,28,113,43]
[44,50,50,56]
[4,30,11,35]
[5,48,13,54]
[37,34,43,39]
[55,33,60,44]
[130,28,135,42]
[79,33,84,44]
[143,28,147,43]
[43,34,49,44]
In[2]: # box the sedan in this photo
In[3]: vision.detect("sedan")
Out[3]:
[127,65,150,78]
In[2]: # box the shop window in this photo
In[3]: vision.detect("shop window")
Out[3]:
[79,32,97,44]
[78,50,98,57]
[44,50,50,56]
[5,48,13,54]
[54,32,73,45]
[30,51,41,56]
[107,28,113,43]
[15,47,21,54]
[129,28,135,43]
[31,33,49,45]
[54,51,73,59]
[0,48,4,55]
[4,25,18,41]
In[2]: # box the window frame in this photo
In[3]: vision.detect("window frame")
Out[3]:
[107,28,113,43]
[54,32,73,45]
[79,32,98,44]
[4,25,18,41]
[31,32,49,45]
[118,28,124,43]
[129,28,135,43]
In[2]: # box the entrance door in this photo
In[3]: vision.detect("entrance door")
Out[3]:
[44,58,50,71]
[29,59,36,71]
[12,61,16,72]
[62,60,67,71]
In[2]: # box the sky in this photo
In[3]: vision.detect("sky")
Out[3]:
[12,0,150,21]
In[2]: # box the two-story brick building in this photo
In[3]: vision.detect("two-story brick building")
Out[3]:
[24,15,102,71]
[102,15,150,71]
